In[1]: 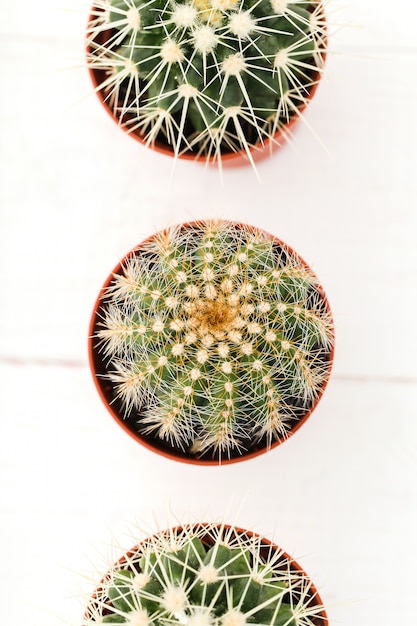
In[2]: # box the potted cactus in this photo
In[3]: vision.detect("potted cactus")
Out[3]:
[83,522,328,625]
[89,220,334,464]
[86,0,327,167]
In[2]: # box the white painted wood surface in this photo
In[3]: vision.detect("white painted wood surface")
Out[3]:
[1,1,416,625]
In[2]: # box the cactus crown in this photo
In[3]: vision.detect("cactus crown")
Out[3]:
[86,0,327,164]
[93,221,333,461]
[83,523,327,626]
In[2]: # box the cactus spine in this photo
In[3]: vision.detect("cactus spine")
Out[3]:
[86,0,327,163]
[83,523,327,626]
[94,221,333,460]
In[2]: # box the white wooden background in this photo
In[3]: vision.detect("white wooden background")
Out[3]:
[1,1,416,624]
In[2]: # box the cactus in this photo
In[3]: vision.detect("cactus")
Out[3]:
[86,0,327,165]
[92,220,333,461]
[83,523,327,626]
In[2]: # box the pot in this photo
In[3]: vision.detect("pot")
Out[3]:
[85,1,327,167]
[83,523,328,626]
[88,220,334,465]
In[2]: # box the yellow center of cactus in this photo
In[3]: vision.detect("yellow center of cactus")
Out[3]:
[188,298,238,336]
[211,0,239,10]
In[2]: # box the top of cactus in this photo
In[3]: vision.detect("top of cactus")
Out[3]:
[86,1,327,168]
[83,523,328,626]
[91,221,334,463]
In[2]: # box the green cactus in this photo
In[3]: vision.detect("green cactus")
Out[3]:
[93,221,333,460]
[86,0,327,164]
[83,524,327,626]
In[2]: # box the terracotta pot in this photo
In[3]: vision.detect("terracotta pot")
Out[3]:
[84,523,328,626]
[88,220,334,465]
[86,2,327,166]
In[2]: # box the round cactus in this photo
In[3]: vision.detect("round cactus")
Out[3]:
[90,220,334,462]
[83,523,327,626]
[86,0,327,164]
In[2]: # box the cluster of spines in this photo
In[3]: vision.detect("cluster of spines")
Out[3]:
[95,221,333,459]
[83,523,327,626]
[86,0,327,162]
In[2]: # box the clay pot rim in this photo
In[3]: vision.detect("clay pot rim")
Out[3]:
[88,219,335,466]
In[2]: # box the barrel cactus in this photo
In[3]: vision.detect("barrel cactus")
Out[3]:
[86,0,327,165]
[83,523,327,626]
[90,220,334,462]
